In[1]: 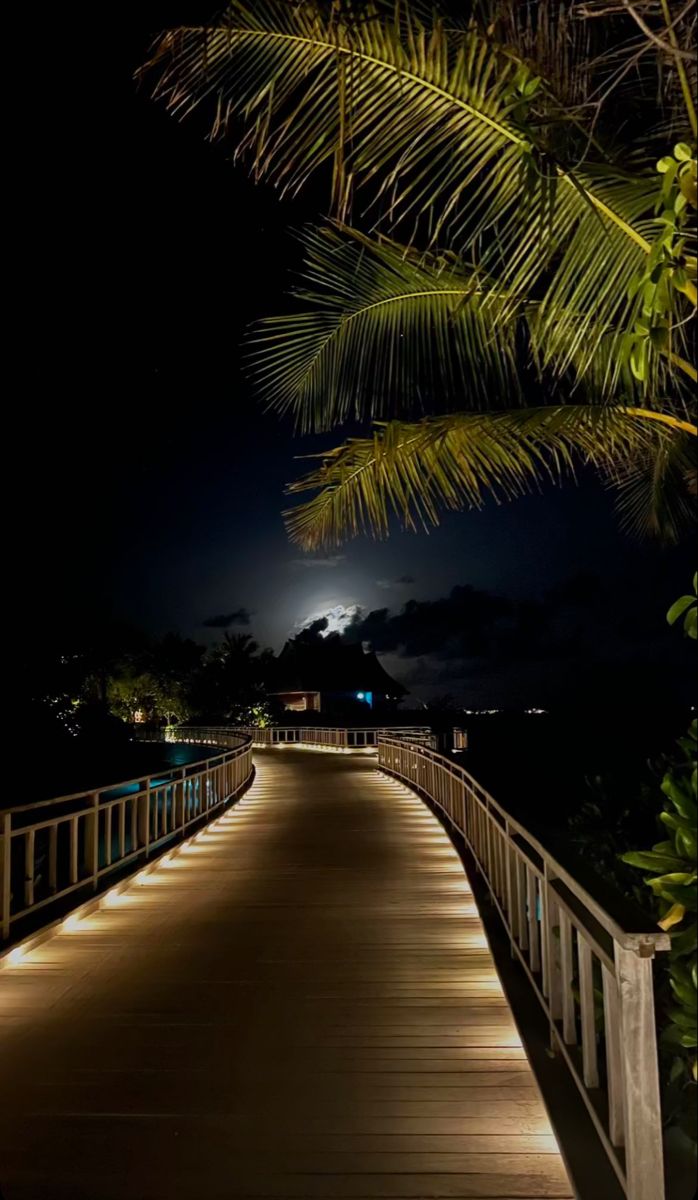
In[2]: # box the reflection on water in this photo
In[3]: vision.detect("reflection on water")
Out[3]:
[25,739,216,806]
[160,742,212,769]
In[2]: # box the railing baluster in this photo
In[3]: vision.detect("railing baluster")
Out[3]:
[543,868,562,1020]
[515,855,528,951]
[104,807,113,867]
[48,824,58,893]
[497,827,505,901]
[602,962,625,1147]
[84,795,99,889]
[130,796,138,855]
[177,768,186,831]
[504,825,515,946]
[526,867,540,972]
[577,936,599,1087]
[138,781,150,858]
[24,830,36,908]
[118,802,126,859]
[559,909,577,1044]
[1,813,10,940]
[70,815,79,884]
[494,826,503,899]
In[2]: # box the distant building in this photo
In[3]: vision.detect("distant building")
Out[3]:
[270,638,407,715]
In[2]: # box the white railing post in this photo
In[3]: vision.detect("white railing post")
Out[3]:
[138,780,151,859]
[542,862,563,1025]
[602,961,626,1149]
[177,768,186,832]
[559,909,577,1045]
[69,816,79,884]
[1,812,10,942]
[615,943,666,1200]
[577,937,599,1088]
[84,794,100,891]
[24,831,36,909]
[526,868,540,971]
[48,825,58,894]
[504,818,515,956]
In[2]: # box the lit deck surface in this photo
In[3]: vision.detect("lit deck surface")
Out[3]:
[0,750,573,1199]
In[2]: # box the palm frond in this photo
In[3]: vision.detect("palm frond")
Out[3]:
[608,431,697,542]
[247,225,523,431]
[284,405,679,548]
[144,0,530,235]
[144,1,696,382]
[249,223,689,430]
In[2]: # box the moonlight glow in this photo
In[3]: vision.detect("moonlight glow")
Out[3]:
[299,603,361,636]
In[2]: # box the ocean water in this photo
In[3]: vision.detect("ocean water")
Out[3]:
[21,739,214,806]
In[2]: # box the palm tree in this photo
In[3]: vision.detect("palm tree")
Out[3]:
[143,0,696,546]
[203,632,268,717]
[212,632,260,666]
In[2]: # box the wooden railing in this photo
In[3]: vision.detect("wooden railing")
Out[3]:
[0,736,253,943]
[166,724,435,750]
[377,736,669,1200]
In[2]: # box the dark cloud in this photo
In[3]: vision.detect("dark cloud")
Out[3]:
[376,574,416,590]
[291,555,346,569]
[339,574,692,707]
[343,585,515,660]
[202,608,252,629]
[295,617,329,642]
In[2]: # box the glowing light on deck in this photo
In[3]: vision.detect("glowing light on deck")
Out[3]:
[102,890,129,908]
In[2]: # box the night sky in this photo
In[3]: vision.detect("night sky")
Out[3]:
[18,3,694,707]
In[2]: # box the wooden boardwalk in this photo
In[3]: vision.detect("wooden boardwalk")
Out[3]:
[0,750,573,1199]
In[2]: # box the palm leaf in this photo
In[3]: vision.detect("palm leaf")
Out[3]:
[144,2,530,232]
[284,406,688,548]
[609,432,697,543]
[248,223,691,430]
[247,224,523,431]
[143,2,695,385]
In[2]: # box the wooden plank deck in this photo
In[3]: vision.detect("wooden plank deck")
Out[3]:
[0,749,573,1199]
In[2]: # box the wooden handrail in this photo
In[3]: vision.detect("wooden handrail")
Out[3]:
[166,723,435,750]
[376,735,668,1200]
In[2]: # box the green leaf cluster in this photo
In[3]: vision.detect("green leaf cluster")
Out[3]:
[667,572,698,640]
[626,145,698,382]
[621,584,697,1136]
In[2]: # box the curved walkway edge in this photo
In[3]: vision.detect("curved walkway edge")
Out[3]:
[0,749,573,1200]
